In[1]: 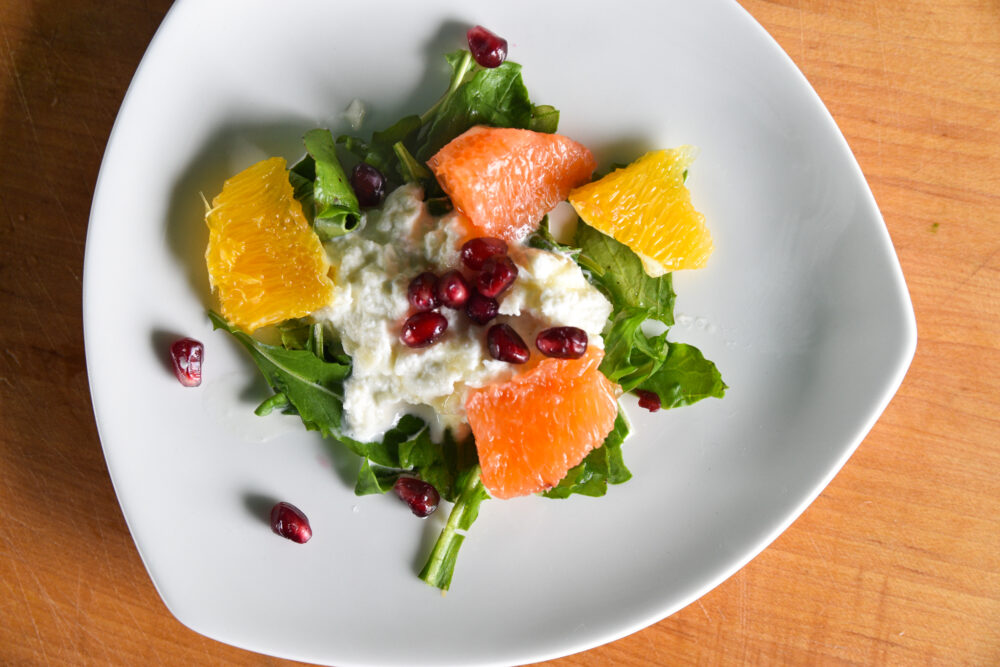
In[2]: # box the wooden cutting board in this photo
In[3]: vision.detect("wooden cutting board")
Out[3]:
[0,1,997,664]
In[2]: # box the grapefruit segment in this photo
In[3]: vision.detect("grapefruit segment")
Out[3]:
[466,347,620,499]
[427,126,597,242]
[205,157,335,332]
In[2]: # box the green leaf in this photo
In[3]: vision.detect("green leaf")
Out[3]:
[338,115,423,187]
[415,59,534,161]
[208,311,351,437]
[599,308,669,392]
[355,459,401,495]
[337,413,426,469]
[288,156,316,222]
[574,220,676,326]
[637,342,727,408]
[529,104,560,133]
[419,465,488,590]
[526,216,579,258]
[254,392,289,416]
[393,141,432,183]
[303,129,361,239]
[544,410,631,498]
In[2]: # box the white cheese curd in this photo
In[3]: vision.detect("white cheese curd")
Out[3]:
[312,184,612,443]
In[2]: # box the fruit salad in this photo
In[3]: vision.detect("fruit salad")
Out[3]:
[202,25,725,590]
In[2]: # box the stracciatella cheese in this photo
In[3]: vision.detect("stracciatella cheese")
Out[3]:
[313,184,612,443]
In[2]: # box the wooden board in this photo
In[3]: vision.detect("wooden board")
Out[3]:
[1,1,997,664]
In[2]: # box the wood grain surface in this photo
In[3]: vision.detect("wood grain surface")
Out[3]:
[1,1,998,664]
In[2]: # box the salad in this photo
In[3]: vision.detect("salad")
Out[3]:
[192,25,725,590]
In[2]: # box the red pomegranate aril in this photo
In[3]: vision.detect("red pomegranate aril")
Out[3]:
[467,25,508,68]
[465,292,499,325]
[349,162,386,208]
[477,256,518,298]
[535,327,588,359]
[270,502,312,544]
[393,477,440,518]
[460,236,508,270]
[437,270,470,308]
[487,324,530,364]
[401,311,448,348]
[170,337,203,387]
[635,389,662,412]
[408,272,440,311]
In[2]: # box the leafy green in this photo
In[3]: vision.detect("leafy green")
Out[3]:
[355,459,401,496]
[600,308,669,392]
[393,141,432,183]
[209,312,351,437]
[414,53,534,161]
[338,115,422,185]
[254,392,289,416]
[529,104,560,133]
[337,49,554,196]
[302,129,361,239]
[288,156,316,221]
[419,465,489,590]
[544,410,632,498]
[526,216,579,259]
[573,220,675,326]
[567,220,725,406]
[638,343,727,408]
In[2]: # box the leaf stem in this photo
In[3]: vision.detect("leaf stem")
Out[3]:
[419,51,475,125]
[419,464,486,590]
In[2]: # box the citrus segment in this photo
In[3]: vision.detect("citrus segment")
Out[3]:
[205,157,334,332]
[466,347,620,499]
[568,146,712,274]
[427,126,597,242]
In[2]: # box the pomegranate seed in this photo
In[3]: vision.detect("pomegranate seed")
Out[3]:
[467,25,508,68]
[349,162,386,208]
[536,327,588,359]
[636,389,662,412]
[477,256,518,298]
[460,236,508,270]
[393,477,440,518]
[169,337,203,387]
[408,272,439,311]
[487,324,530,364]
[270,502,312,544]
[465,292,499,325]
[437,270,470,308]
[401,311,448,348]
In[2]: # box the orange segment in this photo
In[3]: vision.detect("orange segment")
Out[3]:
[427,126,596,242]
[205,157,334,332]
[569,146,712,274]
[466,348,620,499]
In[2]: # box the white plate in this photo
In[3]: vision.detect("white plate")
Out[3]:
[83,1,916,665]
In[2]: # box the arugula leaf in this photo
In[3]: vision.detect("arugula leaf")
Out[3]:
[569,220,726,407]
[544,410,631,498]
[526,216,579,258]
[208,311,351,437]
[574,220,676,326]
[415,57,533,161]
[600,308,668,392]
[303,129,361,239]
[419,465,489,590]
[638,342,727,408]
[529,104,560,133]
[288,156,316,222]
[338,114,422,186]
[355,459,401,496]
[393,141,432,183]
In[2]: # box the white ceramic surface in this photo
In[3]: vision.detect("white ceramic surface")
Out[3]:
[83,1,916,665]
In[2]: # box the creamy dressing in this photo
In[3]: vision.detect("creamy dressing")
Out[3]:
[312,184,612,443]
